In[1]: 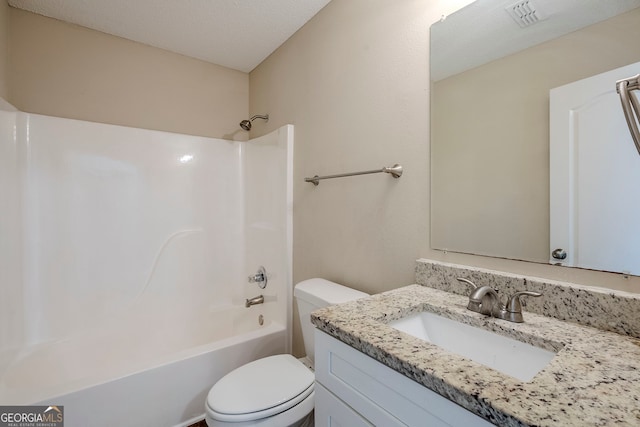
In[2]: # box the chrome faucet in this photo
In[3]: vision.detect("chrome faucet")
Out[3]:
[245,295,264,308]
[456,278,541,323]
[248,266,268,289]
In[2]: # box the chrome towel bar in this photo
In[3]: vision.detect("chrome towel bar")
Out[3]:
[305,164,403,186]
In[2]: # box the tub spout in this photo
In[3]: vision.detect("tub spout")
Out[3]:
[245,295,264,308]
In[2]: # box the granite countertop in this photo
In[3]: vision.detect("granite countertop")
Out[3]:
[311,284,640,427]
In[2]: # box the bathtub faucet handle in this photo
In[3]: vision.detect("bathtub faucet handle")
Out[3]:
[248,266,268,289]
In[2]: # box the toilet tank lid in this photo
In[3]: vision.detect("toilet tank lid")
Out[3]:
[294,278,369,308]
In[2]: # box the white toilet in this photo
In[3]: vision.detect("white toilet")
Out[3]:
[204,278,368,427]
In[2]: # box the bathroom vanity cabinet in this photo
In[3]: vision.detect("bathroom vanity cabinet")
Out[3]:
[312,274,640,426]
[314,330,493,427]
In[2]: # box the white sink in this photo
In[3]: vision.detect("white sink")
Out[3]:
[389,312,557,382]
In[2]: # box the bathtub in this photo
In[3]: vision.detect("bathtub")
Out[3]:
[1,304,287,427]
[0,112,293,426]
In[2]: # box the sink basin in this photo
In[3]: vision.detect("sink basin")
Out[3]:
[389,312,557,382]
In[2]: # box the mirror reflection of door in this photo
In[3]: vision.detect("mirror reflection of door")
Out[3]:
[550,61,640,275]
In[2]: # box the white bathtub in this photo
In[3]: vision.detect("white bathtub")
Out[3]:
[0,112,294,427]
[1,304,287,426]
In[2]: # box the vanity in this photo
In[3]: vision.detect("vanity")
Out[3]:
[312,260,640,426]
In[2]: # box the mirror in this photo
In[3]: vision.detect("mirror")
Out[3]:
[430,0,640,274]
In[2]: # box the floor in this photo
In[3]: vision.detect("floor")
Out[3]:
[187,421,207,427]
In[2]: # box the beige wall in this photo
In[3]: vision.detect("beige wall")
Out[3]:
[250,0,472,356]
[8,8,248,140]
[250,0,433,289]
[0,0,8,99]
[250,0,640,356]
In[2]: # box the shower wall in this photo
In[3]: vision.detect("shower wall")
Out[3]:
[0,110,292,378]
[0,105,21,364]
[21,113,244,346]
[242,126,294,340]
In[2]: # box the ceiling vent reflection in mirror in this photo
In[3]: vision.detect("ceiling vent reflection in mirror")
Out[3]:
[505,0,548,27]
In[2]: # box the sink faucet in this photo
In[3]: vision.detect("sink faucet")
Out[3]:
[468,284,502,317]
[456,278,541,323]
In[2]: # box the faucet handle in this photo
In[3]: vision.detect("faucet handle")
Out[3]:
[248,266,268,289]
[506,291,542,313]
[456,277,477,290]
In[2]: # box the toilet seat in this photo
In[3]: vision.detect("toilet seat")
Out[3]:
[206,354,314,423]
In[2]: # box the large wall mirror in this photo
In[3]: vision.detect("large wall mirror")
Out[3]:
[431,0,640,275]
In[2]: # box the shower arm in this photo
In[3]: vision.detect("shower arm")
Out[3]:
[239,114,269,131]
[616,75,640,156]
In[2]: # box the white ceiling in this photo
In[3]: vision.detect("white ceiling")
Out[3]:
[8,0,332,73]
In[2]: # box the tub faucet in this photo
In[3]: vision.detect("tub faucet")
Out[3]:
[245,295,264,308]
[456,278,542,323]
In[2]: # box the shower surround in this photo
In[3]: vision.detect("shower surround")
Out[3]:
[0,107,293,426]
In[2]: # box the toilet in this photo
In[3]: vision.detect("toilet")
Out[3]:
[204,278,368,426]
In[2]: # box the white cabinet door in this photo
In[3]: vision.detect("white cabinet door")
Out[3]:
[315,330,494,427]
[315,383,373,427]
[550,61,640,275]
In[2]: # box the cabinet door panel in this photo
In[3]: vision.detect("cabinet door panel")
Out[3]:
[315,330,494,427]
[315,382,373,427]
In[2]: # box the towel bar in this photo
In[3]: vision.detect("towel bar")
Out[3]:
[305,164,403,186]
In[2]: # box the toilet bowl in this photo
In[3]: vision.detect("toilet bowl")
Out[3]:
[204,278,368,426]
[205,354,314,427]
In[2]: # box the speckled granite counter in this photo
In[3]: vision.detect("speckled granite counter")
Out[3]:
[415,260,640,338]
[311,284,640,426]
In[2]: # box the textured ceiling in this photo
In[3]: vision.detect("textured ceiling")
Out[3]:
[431,0,640,81]
[8,0,332,72]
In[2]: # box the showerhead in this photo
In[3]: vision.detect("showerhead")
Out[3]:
[240,120,252,131]
[239,114,269,131]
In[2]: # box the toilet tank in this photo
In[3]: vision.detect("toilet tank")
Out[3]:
[294,278,368,364]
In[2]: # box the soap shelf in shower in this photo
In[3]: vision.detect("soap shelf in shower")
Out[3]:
[304,164,403,186]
